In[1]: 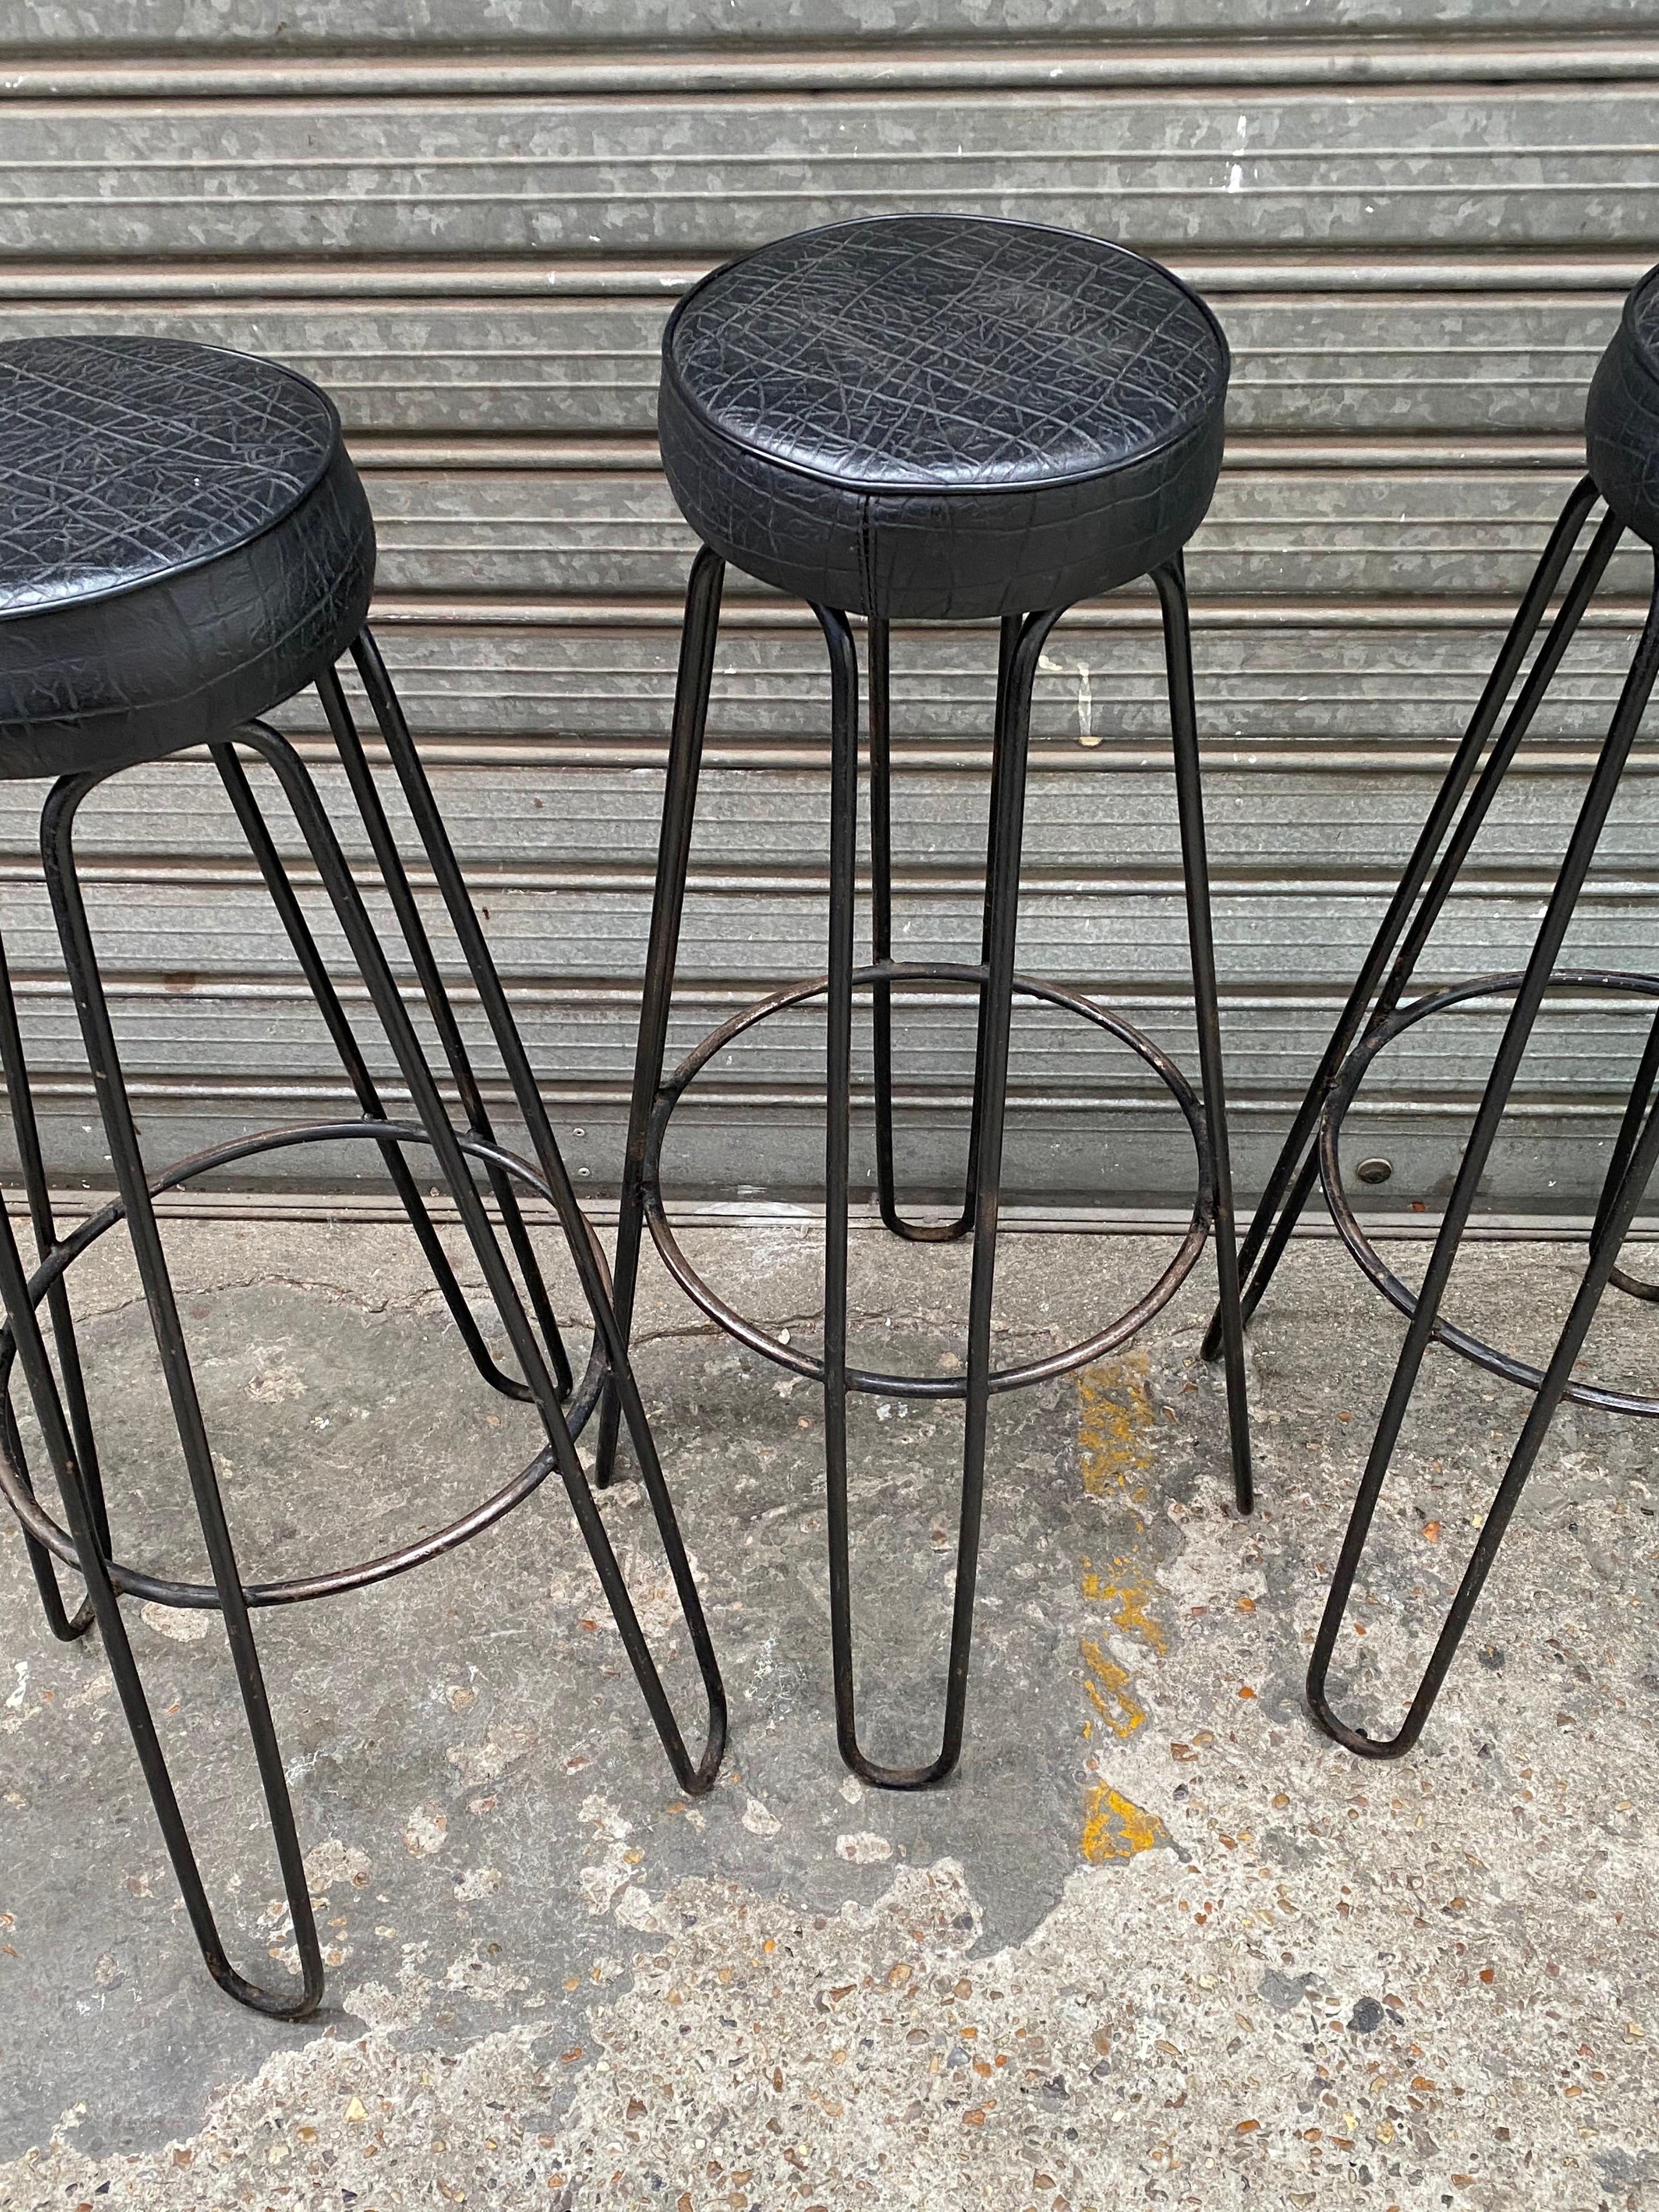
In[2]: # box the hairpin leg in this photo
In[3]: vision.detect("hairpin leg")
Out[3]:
[1209,475,1608,1358]
[872,615,1022,1244]
[1155,556,1253,1514]
[822,604,1062,1786]
[1308,560,1659,1755]
[211,739,546,1402]
[592,546,725,1488]
[41,770,325,2018]
[327,637,728,1788]
[314,671,573,1400]
[0,927,107,1640]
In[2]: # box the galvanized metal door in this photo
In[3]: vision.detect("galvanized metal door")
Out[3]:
[0,5,1650,1208]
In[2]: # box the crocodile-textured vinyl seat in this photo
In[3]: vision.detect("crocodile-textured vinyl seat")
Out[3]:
[658,214,1229,621]
[0,336,373,779]
[1588,260,1659,548]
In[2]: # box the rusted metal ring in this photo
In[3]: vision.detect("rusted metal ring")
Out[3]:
[643,960,1212,1398]
[0,1117,607,1607]
[1319,967,1659,1418]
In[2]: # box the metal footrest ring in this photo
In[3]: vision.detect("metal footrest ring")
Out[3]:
[0,1115,608,1609]
[1318,965,1659,1418]
[642,959,1214,1398]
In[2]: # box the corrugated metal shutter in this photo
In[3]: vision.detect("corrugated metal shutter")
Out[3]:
[0,8,1651,1209]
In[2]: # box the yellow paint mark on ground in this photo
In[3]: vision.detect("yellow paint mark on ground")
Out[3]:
[1074,1360,1170,1863]
[1080,1637,1144,1738]
[1080,1783,1167,1863]
[1079,1558,1166,1657]
[1075,1354,1155,1503]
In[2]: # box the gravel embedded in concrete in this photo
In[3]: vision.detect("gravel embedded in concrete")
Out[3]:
[1,1218,1656,2209]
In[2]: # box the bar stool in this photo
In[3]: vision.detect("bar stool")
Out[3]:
[0,336,724,2018]
[596,215,1253,1788]
[1223,262,1659,1757]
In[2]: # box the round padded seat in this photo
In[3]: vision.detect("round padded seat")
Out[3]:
[658,215,1229,622]
[1588,262,1659,548]
[0,336,374,779]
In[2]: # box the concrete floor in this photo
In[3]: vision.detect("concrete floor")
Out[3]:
[0,1211,1656,2210]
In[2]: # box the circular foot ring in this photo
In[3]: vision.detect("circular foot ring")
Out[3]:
[0,1116,607,1607]
[644,961,1214,1398]
[1319,968,1659,1418]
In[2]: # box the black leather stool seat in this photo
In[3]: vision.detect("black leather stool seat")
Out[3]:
[0,336,373,779]
[658,214,1229,622]
[1588,261,1659,548]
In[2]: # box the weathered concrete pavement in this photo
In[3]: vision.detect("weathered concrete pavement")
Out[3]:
[1,1215,1655,2209]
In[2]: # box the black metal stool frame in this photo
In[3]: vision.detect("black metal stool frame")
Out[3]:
[0,627,726,2019]
[595,544,1252,1790]
[1214,477,1659,1755]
